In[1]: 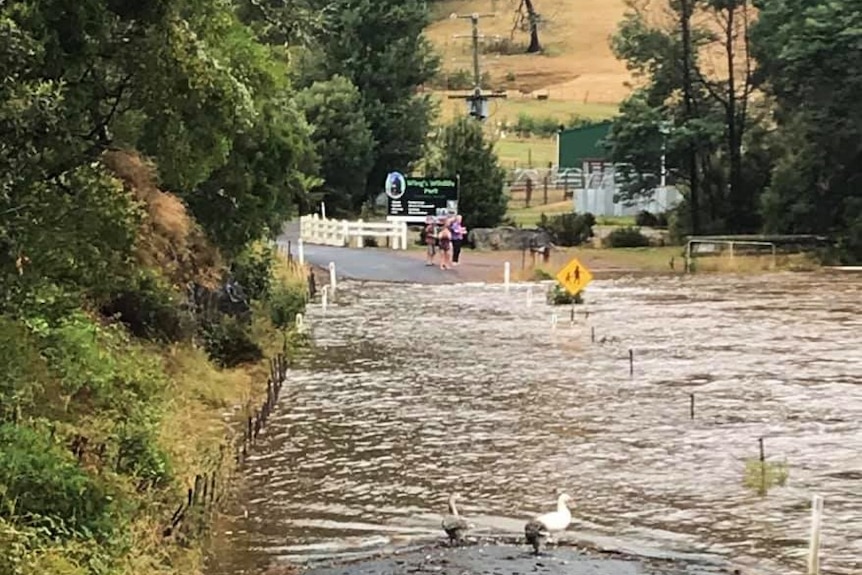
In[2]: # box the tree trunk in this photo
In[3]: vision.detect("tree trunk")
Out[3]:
[680,0,700,235]
[523,0,542,53]
[727,1,752,232]
[725,2,742,231]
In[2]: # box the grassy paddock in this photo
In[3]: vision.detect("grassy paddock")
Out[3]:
[495,137,557,168]
[507,200,573,226]
[691,253,820,273]
[435,92,619,125]
[425,0,634,100]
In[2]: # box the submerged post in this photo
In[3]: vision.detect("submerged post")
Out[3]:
[759,437,766,493]
[591,326,595,343]
[808,494,824,575]
[629,349,634,376]
[504,261,511,293]
[328,262,336,295]
[295,313,304,333]
[689,393,695,420]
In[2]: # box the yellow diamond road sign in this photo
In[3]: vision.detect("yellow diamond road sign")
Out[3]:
[556,257,594,295]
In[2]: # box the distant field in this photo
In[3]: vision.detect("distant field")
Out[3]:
[426,0,635,103]
[434,92,619,124]
[495,137,556,169]
[507,200,572,226]
[426,0,627,166]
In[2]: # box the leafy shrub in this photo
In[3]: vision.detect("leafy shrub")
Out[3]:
[115,417,172,490]
[538,212,595,246]
[268,282,308,331]
[635,210,669,228]
[744,458,789,495]
[0,317,48,422]
[481,37,526,56]
[432,68,492,91]
[101,272,193,343]
[0,424,115,540]
[37,312,165,416]
[512,113,562,138]
[531,268,554,280]
[547,283,584,305]
[230,244,274,301]
[605,226,651,248]
[200,316,263,368]
[504,114,607,139]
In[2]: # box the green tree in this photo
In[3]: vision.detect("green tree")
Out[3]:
[190,95,317,255]
[751,0,862,262]
[433,116,507,229]
[1,0,317,274]
[297,75,375,216]
[607,0,760,236]
[300,0,440,207]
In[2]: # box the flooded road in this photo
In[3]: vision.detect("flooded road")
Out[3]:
[209,273,861,575]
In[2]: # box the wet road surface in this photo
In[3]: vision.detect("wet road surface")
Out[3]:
[278,223,461,284]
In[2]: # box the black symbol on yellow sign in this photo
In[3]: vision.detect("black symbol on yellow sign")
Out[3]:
[566,266,581,284]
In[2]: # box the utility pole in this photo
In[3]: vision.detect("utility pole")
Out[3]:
[447,12,507,121]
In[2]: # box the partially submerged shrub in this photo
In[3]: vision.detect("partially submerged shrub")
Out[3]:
[538,212,595,246]
[268,282,308,331]
[744,458,790,495]
[547,283,584,305]
[605,226,651,248]
[531,268,554,281]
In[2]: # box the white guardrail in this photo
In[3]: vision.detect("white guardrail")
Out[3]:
[299,214,409,250]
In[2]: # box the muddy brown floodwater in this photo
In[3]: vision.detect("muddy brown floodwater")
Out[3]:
[208,273,861,575]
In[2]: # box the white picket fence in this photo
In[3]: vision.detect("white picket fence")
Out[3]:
[299,214,409,250]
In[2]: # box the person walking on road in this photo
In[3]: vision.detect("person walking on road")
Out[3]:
[438,218,453,270]
[450,214,466,266]
[423,216,437,266]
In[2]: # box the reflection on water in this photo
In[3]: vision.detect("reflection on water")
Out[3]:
[208,273,862,575]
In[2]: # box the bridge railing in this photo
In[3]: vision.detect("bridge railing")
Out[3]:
[299,214,408,250]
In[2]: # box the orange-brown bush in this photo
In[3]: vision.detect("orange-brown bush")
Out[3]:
[102,150,222,289]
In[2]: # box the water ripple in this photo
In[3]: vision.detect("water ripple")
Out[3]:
[210,273,862,575]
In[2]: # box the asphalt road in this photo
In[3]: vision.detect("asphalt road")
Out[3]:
[278,222,462,284]
[299,539,734,575]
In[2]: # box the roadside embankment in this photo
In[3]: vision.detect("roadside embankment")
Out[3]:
[0,242,309,575]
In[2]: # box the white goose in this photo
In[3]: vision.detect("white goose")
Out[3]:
[524,493,573,555]
[441,493,471,545]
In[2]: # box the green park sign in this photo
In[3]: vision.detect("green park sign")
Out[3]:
[385,172,459,222]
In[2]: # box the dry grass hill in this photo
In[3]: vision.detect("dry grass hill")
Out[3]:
[424,0,635,168]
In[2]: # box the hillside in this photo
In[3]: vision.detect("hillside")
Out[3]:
[426,0,634,123]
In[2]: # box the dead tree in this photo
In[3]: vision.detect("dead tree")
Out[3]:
[513,0,542,53]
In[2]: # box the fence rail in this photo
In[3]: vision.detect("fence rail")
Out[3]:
[505,167,587,208]
[300,214,408,249]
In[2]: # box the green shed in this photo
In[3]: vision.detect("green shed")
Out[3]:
[556,121,613,168]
